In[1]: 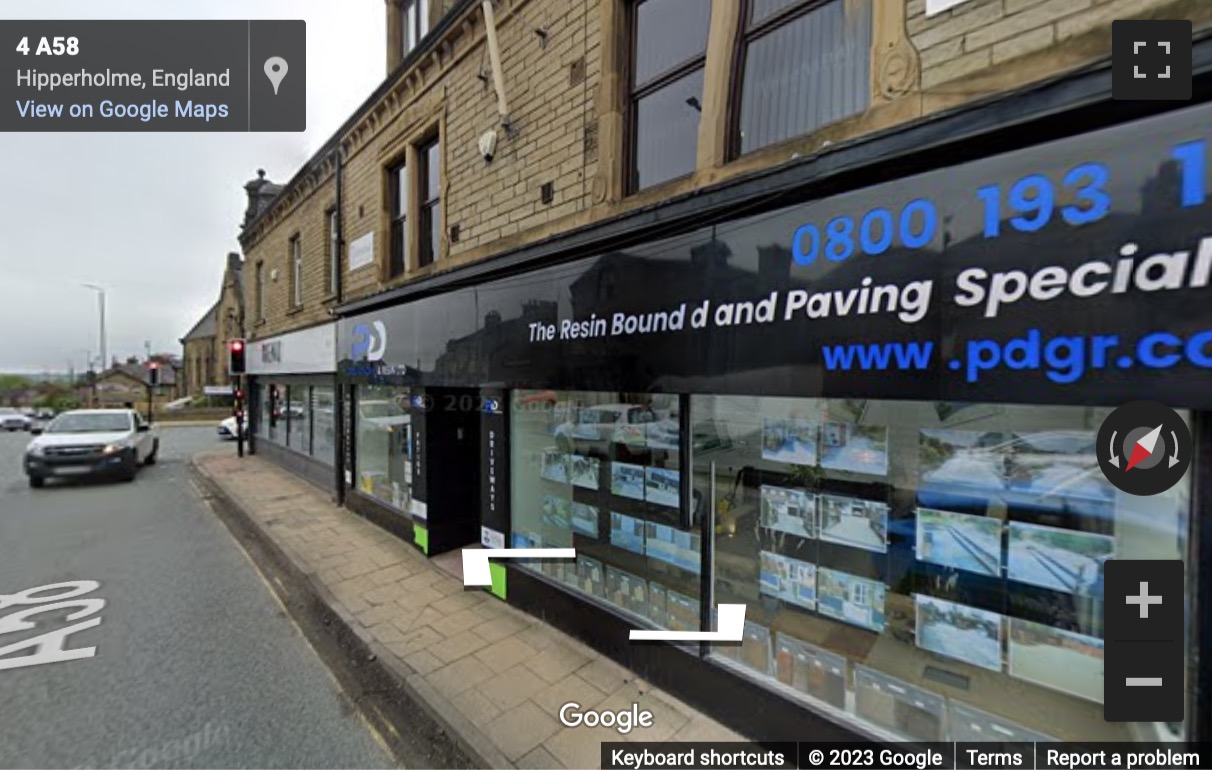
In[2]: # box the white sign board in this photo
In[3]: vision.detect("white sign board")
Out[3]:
[203,385,233,396]
[246,322,337,375]
[348,231,374,271]
[926,0,971,16]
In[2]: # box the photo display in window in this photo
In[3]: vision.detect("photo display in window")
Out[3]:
[609,511,645,554]
[569,454,600,490]
[915,507,1002,577]
[820,401,889,477]
[611,462,646,501]
[818,494,888,553]
[541,449,570,484]
[571,502,600,538]
[692,394,1188,743]
[914,594,1003,672]
[760,485,817,539]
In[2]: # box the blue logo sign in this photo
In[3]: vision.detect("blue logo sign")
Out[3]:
[482,397,501,414]
[350,320,387,361]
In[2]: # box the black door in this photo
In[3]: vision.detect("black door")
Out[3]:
[421,387,481,556]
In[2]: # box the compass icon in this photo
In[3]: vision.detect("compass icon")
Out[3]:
[1097,400,1191,496]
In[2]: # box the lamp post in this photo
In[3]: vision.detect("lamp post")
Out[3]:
[82,284,107,372]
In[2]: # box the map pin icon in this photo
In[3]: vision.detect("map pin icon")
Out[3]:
[264,56,288,95]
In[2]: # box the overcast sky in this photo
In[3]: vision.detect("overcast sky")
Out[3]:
[0,1,383,374]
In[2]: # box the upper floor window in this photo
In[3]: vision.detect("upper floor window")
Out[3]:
[628,0,710,193]
[417,136,441,268]
[290,235,303,307]
[255,261,266,322]
[326,208,339,294]
[389,161,408,278]
[403,0,430,58]
[733,0,871,156]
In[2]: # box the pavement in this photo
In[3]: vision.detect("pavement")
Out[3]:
[0,427,400,769]
[192,450,745,769]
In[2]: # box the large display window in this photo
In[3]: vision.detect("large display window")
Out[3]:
[511,389,701,631]
[355,385,412,512]
[312,386,336,465]
[691,395,1192,743]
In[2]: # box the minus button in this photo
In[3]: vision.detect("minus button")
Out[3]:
[1125,677,1164,686]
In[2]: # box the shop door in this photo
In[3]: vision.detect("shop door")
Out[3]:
[421,387,481,556]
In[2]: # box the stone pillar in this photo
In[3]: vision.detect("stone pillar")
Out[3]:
[387,0,403,74]
[696,0,742,171]
[592,0,626,205]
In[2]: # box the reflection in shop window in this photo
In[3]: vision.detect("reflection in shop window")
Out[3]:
[312,386,336,465]
[285,386,310,453]
[511,389,700,632]
[692,395,1191,743]
[355,386,412,512]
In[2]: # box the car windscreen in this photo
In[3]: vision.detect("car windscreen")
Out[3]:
[46,413,131,433]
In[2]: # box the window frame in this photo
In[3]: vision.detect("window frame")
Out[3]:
[417,134,441,268]
[255,260,266,323]
[727,0,861,160]
[388,159,408,278]
[325,207,340,295]
[625,0,710,195]
[402,0,430,58]
[289,234,303,308]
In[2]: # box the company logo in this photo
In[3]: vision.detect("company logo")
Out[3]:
[482,397,502,414]
[1096,400,1192,495]
[350,320,387,362]
[411,394,433,412]
[260,341,282,364]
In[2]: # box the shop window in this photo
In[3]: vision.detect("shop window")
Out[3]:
[627,0,710,192]
[417,135,441,268]
[389,161,408,278]
[510,389,699,632]
[692,395,1192,743]
[355,385,413,511]
[264,382,283,445]
[284,386,310,453]
[732,0,871,156]
[312,386,336,465]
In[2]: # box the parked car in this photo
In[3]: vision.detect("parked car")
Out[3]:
[217,414,245,440]
[24,408,159,487]
[0,407,31,432]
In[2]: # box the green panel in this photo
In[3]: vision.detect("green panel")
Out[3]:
[488,563,506,600]
[414,524,428,554]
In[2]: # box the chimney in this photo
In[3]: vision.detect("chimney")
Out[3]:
[227,251,243,273]
[386,0,403,74]
[242,169,281,229]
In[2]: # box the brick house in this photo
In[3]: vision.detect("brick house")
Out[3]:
[227,0,1212,747]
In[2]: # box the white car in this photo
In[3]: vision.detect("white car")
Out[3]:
[24,409,159,487]
[0,407,31,432]
[217,415,245,440]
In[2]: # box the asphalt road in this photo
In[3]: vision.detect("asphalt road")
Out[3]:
[0,426,396,769]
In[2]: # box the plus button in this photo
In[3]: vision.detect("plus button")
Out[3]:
[1126,581,1163,619]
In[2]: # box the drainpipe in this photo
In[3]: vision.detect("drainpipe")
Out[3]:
[481,0,511,130]
[333,146,346,506]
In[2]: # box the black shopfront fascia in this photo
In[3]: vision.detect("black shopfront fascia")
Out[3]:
[336,62,1212,742]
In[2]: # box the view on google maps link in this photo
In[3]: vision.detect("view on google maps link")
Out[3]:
[2,1,1211,769]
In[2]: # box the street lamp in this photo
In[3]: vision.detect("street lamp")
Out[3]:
[82,284,107,373]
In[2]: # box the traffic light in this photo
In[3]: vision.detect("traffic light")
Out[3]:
[148,361,160,387]
[228,338,246,375]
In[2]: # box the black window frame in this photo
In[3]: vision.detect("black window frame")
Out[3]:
[728,0,865,159]
[625,0,710,195]
[402,0,430,58]
[417,135,441,268]
[389,160,408,278]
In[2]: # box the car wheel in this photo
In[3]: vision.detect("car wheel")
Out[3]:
[144,439,159,466]
[28,475,44,488]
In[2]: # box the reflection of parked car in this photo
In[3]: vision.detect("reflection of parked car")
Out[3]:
[554,404,657,453]
[217,415,245,440]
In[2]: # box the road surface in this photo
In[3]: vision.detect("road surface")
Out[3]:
[0,427,395,769]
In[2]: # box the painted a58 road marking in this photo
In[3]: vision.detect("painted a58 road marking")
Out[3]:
[0,580,105,671]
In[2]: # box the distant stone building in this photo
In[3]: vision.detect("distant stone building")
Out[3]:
[180,252,245,397]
